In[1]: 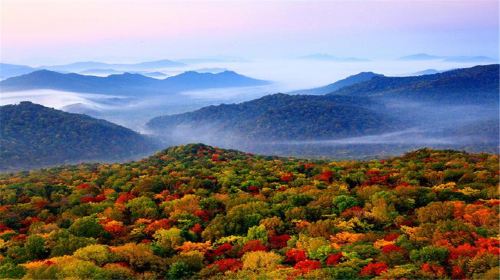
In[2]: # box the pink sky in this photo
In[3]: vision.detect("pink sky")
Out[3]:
[1,0,498,64]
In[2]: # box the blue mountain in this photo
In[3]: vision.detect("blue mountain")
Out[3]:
[328,64,499,104]
[298,54,368,62]
[43,59,185,72]
[0,70,270,95]
[0,63,37,79]
[289,72,383,95]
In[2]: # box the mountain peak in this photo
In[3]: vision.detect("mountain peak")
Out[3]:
[328,64,499,103]
[0,68,268,94]
[398,53,442,60]
[289,71,383,95]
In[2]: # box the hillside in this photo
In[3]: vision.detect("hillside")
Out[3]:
[147,93,400,142]
[290,72,383,95]
[0,63,37,80]
[0,144,498,279]
[0,70,269,95]
[329,64,499,104]
[0,102,158,171]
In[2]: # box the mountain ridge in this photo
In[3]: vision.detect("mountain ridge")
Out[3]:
[0,70,270,95]
[327,64,499,103]
[290,72,383,95]
[0,101,159,171]
[147,93,400,143]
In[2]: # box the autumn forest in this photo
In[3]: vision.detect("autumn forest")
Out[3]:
[0,144,498,279]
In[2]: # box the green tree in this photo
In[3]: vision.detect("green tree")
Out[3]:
[0,261,26,279]
[74,244,115,266]
[126,196,159,220]
[69,215,105,238]
[332,195,359,214]
[25,235,47,260]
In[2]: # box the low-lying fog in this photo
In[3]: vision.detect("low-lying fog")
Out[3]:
[1,58,497,158]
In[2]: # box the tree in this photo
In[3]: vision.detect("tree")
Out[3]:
[153,228,184,256]
[360,262,388,277]
[49,230,96,257]
[245,225,268,244]
[242,251,282,271]
[416,202,454,224]
[224,201,272,235]
[69,215,105,238]
[332,195,358,214]
[25,235,47,260]
[166,262,191,279]
[410,246,449,264]
[112,243,164,271]
[74,244,114,266]
[126,197,159,220]
[0,261,26,279]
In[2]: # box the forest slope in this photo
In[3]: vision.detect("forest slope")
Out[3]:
[0,102,158,171]
[0,144,498,279]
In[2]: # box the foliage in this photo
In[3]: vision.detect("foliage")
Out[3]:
[0,144,498,279]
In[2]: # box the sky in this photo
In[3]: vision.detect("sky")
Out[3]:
[0,0,498,65]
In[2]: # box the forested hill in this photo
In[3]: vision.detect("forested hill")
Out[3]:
[0,102,158,171]
[147,93,400,142]
[328,64,499,103]
[0,143,498,279]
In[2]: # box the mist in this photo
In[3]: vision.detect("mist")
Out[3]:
[1,58,498,159]
[148,96,499,159]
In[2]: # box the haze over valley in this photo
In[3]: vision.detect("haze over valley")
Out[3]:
[1,61,498,170]
[0,0,498,170]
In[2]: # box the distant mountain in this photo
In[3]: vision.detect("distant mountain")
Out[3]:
[0,70,269,95]
[411,69,441,76]
[43,59,185,72]
[398,53,497,62]
[0,102,158,171]
[443,56,497,63]
[79,68,123,75]
[79,69,168,79]
[328,64,499,104]
[299,54,369,62]
[61,103,102,116]
[147,93,400,142]
[177,56,248,64]
[290,72,383,95]
[398,53,442,60]
[127,59,185,69]
[137,71,168,79]
[195,67,228,73]
[0,63,37,80]
[161,70,269,91]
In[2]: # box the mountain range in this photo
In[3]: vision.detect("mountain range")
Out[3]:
[0,63,37,79]
[327,64,499,104]
[398,53,497,62]
[0,60,185,80]
[298,54,369,62]
[0,102,159,171]
[0,70,269,95]
[411,69,442,76]
[147,64,499,157]
[1,64,498,169]
[289,72,383,95]
[41,59,185,72]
